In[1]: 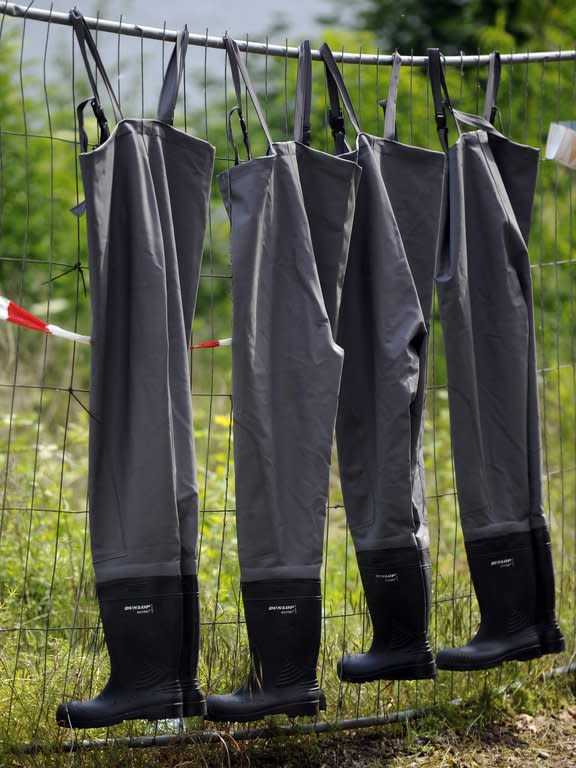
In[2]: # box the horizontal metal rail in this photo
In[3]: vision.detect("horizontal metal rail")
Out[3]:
[17,707,426,754]
[1,2,576,66]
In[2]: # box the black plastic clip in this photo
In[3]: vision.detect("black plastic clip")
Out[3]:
[328,109,345,138]
[238,111,251,158]
[91,98,110,144]
[227,105,251,166]
[435,110,447,132]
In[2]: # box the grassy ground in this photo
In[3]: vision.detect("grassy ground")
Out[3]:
[197,705,576,768]
[4,691,575,767]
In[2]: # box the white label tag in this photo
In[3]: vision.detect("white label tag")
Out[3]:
[267,604,297,616]
[123,603,154,615]
[490,558,515,569]
[376,572,399,583]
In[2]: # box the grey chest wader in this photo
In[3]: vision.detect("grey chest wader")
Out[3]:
[57,12,215,728]
[206,37,361,723]
[319,44,444,683]
[428,49,564,670]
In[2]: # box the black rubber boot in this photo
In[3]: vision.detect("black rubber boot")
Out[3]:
[337,547,436,682]
[56,576,184,728]
[206,579,324,722]
[436,532,543,671]
[531,526,565,655]
[180,575,207,717]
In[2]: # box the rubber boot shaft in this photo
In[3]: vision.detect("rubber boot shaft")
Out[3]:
[437,532,543,671]
[180,575,207,717]
[56,576,183,728]
[531,526,565,654]
[206,579,324,722]
[338,547,436,682]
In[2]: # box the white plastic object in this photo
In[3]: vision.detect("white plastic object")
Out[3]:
[545,121,576,170]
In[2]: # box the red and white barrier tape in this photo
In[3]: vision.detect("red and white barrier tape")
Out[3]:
[0,296,90,345]
[190,338,232,349]
[1,296,231,350]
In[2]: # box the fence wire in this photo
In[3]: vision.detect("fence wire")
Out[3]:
[0,4,575,757]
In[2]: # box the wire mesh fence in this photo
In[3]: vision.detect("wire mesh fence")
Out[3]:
[0,2,575,756]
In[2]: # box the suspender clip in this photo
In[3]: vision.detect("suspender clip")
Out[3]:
[238,111,251,159]
[435,111,447,131]
[328,109,345,138]
[90,98,111,144]
[228,106,252,165]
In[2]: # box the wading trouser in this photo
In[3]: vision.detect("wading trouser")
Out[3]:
[428,49,564,670]
[319,45,444,682]
[206,36,360,722]
[57,14,215,727]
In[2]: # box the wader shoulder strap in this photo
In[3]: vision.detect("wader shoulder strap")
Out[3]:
[482,51,501,125]
[294,40,312,145]
[69,9,123,152]
[157,26,189,125]
[428,48,451,153]
[451,108,506,135]
[429,47,505,151]
[222,34,274,165]
[319,42,361,155]
[381,51,401,141]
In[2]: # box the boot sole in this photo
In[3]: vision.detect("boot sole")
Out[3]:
[339,659,436,683]
[182,699,207,718]
[206,699,321,723]
[57,701,183,729]
[437,643,543,671]
[540,637,565,655]
[538,626,566,655]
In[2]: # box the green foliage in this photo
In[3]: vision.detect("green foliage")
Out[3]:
[357,0,501,53]
[0,25,92,393]
[330,0,576,54]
